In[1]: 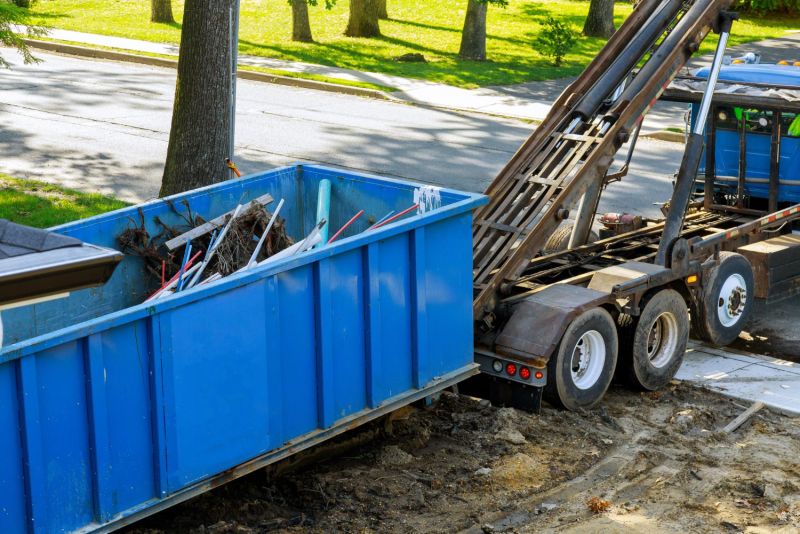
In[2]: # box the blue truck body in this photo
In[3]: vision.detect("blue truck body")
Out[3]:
[693,64,800,202]
[0,164,486,534]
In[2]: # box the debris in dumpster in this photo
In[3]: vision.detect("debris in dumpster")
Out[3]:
[209,202,294,276]
[185,203,244,287]
[148,261,203,301]
[370,204,420,230]
[413,185,442,214]
[117,208,177,282]
[328,210,364,244]
[316,179,332,247]
[176,242,193,292]
[146,250,203,301]
[368,210,396,230]
[119,194,293,300]
[243,198,285,270]
[121,185,439,304]
[163,193,274,251]
[263,219,327,265]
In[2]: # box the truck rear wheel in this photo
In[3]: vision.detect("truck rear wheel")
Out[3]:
[545,307,618,411]
[619,289,689,391]
[693,252,754,346]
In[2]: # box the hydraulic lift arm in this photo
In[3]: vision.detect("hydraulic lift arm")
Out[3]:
[472,0,735,324]
[655,11,739,266]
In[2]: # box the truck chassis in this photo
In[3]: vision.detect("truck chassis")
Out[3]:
[467,0,800,411]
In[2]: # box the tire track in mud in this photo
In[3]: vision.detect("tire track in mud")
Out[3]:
[460,431,652,534]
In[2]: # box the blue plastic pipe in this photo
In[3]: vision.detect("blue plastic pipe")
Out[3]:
[315,179,331,247]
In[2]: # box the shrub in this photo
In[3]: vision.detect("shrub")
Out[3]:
[534,16,577,67]
[732,0,800,13]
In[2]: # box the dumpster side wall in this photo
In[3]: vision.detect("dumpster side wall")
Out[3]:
[0,165,484,534]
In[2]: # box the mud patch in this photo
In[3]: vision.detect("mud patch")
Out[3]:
[127,384,800,534]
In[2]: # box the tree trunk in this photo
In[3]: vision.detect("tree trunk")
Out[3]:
[161,0,233,197]
[151,0,175,24]
[459,0,487,61]
[583,0,615,38]
[345,0,381,38]
[377,0,388,20]
[291,0,313,42]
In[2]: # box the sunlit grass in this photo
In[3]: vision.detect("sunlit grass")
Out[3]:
[0,175,128,228]
[24,0,797,88]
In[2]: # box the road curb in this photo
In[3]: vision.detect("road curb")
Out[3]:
[23,39,399,101]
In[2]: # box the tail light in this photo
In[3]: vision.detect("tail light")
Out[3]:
[505,363,517,376]
[519,367,531,380]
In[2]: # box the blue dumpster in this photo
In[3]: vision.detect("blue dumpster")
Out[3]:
[0,164,486,534]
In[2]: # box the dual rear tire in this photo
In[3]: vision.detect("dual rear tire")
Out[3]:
[544,253,755,409]
[545,289,690,410]
[618,289,689,391]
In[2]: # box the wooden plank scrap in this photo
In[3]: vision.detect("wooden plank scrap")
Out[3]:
[722,401,765,434]
[164,194,273,250]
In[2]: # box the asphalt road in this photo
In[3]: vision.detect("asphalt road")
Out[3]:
[0,48,684,218]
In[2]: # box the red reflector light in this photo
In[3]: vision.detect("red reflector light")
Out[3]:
[520,367,531,380]
[505,363,517,376]
[535,371,544,380]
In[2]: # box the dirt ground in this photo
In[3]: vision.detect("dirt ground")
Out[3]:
[129,382,800,534]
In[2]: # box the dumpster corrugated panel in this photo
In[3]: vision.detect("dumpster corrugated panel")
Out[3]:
[0,164,486,534]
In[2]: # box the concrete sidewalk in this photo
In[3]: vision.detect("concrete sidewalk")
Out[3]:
[31,28,556,122]
[677,341,800,416]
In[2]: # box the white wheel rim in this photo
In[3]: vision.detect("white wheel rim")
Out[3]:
[717,273,747,328]
[570,330,606,390]
[645,312,679,369]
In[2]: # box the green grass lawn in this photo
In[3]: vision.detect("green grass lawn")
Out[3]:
[24,0,797,88]
[0,175,128,228]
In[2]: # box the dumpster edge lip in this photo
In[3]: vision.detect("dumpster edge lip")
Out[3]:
[1,164,487,363]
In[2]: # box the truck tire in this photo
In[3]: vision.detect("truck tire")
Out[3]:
[618,289,689,391]
[693,252,754,347]
[544,307,618,411]
[542,222,598,254]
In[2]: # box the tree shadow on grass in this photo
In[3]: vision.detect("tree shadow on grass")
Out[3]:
[239,36,567,87]
[151,20,182,31]
[389,17,534,48]
[21,11,70,22]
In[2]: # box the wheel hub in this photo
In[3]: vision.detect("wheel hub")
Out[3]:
[645,312,678,369]
[717,273,747,328]
[570,330,606,390]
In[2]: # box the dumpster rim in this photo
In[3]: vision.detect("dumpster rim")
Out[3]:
[1,164,487,363]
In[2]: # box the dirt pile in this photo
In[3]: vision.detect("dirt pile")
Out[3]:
[128,384,799,534]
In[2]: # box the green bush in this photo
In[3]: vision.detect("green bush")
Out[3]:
[534,16,577,67]
[732,0,800,13]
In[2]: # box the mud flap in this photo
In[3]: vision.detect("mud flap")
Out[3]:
[495,284,610,366]
[459,374,544,414]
